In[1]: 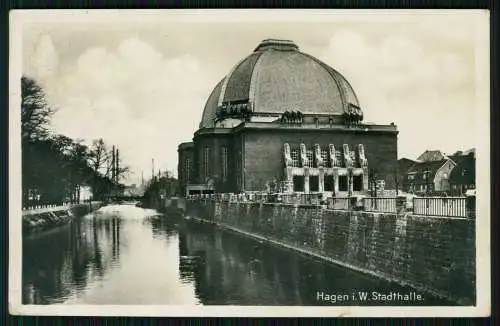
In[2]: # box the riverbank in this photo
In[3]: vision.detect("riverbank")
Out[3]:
[22,201,103,231]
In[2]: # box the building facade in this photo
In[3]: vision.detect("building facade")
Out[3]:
[178,39,399,196]
[449,152,476,196]
[404,158,456,195]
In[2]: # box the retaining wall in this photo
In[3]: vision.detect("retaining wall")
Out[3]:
[22,201,103,231]
[186,199,476,305]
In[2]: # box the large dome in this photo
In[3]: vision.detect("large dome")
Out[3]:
[200,39,360,129]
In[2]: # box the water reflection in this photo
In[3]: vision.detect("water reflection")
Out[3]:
[22,204,452,305]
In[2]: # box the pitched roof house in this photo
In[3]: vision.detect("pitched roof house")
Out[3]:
[404,150,456,194]
[417,150,448,162]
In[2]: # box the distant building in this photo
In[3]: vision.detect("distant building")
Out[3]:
[449,150,476,196]
[416,150,448,162]
[178,39,399,196]
[397,158,416,191]
[404,150,456,194]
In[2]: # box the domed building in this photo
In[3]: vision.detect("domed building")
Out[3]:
[178,39,398,196]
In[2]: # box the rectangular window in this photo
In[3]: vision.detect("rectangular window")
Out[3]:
[353,175,363,191]
[321,149,328,166]
[338,175,348,191]
[203,147,210,181]
[349,150,356,166]
[335,151,342,167]
[309,176,319,192]
[291,148,300,167]
[293,175,304,192]
[221,146,228,180]
[306,150,314,168]
[184,158,192,183]
[324,175,334,191]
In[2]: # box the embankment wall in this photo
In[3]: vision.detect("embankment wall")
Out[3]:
[23,201,103,231]
[186,199,475,305]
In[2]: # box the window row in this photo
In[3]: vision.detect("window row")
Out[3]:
[292,175,364,192]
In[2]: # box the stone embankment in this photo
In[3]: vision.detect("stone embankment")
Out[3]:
[186,198,476,305]
[22,201,103,231]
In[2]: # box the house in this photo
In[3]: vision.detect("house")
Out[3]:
[416,150,448,162]
[404,150,456,194]
[397,158,416,191]
[449,151,476,196]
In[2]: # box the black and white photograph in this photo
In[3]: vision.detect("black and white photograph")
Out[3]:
[9,10,490,317]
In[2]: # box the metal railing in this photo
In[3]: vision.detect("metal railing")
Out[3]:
[364,197,397,213]
[186,193,475,218]
[22,198,92,211]
[328,197,351,210]
[413,197,470,218]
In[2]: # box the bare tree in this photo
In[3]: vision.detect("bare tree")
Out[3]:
[21,76,54,141]
[88,138,113,177]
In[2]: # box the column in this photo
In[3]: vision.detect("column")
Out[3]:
[348,172,354,195]
[333,169,339,194]
[304,169,310,193]
[319,169,325,193]
[362,167,369,192]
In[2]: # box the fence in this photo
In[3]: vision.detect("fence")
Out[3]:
[186,193,475,218]
[279,193,323,205]
[364,197,397,213]
[413,197,470,218]
[328,197,351,210]
[22,198,94,211]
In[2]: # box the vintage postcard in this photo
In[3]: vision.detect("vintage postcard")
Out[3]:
[9,9,490,317]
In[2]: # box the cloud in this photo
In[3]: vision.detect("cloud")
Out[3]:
[39,36,214,182]
[319,29,475,158]
[30,34,59,81]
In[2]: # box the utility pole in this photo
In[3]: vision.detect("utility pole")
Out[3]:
[111,145,116,182]
[151,158,155,183]
[116,148,120,183]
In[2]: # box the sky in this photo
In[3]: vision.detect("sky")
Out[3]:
[19,10,488,185]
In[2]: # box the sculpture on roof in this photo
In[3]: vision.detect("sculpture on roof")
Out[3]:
[283,143,293,167]
[358,144,368,167]
[343,144,353,167]
[329,144,338,167]
[314,144,324,168]
[343,103,363,127]
[280,110,303,124]
[300,143,309,167]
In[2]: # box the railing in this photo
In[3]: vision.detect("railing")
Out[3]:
[328,197,350,210]
[186,193,475,218]
[413,197,470,218]
[364,197,397,213]
[277,193,323,205]
[22,198,91,211]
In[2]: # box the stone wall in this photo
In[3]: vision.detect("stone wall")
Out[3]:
[186,199,475,305]
[23,201,103,231]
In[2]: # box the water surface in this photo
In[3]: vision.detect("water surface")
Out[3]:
[22,204,452,305]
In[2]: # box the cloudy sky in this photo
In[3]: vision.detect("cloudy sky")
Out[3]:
[18,10,488,184]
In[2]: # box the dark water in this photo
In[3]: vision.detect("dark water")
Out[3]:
[22,204,453,305]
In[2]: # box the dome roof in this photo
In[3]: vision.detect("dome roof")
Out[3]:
[200,39,360,128]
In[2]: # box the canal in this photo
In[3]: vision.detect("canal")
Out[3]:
[22,204,452,305]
